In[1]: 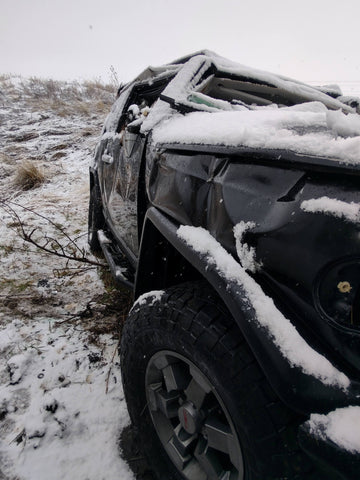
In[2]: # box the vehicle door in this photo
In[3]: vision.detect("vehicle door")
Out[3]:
[97,86,131,209]
[106,77,176,257]
[107,117,146,257]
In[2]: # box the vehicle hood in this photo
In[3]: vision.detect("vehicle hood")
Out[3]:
[145,101,360,166]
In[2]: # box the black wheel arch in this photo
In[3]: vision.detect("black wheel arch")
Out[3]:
[135,213,202,297]
[135,207,360,417]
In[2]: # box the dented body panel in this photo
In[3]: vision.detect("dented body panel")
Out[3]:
[145,144,360,377]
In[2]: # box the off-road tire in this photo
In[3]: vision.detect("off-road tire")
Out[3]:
[120,282,325,480]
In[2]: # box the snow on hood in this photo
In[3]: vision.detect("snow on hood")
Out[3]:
[327,109,360,137]
[150,104,360,165]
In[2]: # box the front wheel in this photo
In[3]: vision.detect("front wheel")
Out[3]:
[120,282,322,480]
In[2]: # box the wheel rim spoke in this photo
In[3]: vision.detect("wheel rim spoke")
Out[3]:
[163,362,189,392]
[203,417,243,472]
[185,366,211,409]
[166,423,198,470]
[147,382,180,418]
[172,424,198,456]
[194,437,225,480]
[167,435,192,470]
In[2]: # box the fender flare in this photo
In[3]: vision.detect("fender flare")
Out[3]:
[135,207,360,416]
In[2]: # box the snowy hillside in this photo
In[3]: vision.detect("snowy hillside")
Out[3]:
[0,75,140,480]
[0,74,359,480]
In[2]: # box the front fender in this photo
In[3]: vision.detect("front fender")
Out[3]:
[136,207,360,416]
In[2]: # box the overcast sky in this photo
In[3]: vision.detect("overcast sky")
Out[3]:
[1,0,359,84]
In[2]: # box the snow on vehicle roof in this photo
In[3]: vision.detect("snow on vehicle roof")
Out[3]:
[141,52,360,165]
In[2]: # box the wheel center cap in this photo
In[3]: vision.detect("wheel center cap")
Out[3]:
[178,401,203,435]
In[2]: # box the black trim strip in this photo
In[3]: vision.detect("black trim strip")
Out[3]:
[158,143,360,175]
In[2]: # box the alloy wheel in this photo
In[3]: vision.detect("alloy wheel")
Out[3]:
[145,351,244,480]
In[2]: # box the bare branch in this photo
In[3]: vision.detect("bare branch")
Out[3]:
[4,199,85,256]
[105,341,119,394]
[0,199,105,268]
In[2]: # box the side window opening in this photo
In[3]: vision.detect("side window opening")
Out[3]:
[116,77,175,134]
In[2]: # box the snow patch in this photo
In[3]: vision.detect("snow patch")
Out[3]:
[141,99,177,133]
[97,229,111,244]
[0,319,134,480]
[132,290,165,310]
[301,197,360,223]
[177,225,349,389]
[327,109,360,137]
[233,221,259,273]
[7,352,32,385]
[0,321,23,353]
[308,406,360,454]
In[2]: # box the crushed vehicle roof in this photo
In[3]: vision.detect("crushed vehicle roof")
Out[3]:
[109,52,360,165]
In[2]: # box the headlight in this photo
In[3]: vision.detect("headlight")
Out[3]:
[315,259,360,330]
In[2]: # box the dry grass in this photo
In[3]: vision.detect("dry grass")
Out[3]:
[0,152,13,166]
[14,160,46,190]
[0,74,118,118]
[0,74,17,99]
[21,77,117,117]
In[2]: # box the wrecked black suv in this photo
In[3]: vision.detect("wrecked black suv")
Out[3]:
[88,51,360,479]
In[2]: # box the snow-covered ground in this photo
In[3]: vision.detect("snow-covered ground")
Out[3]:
[0,319,133,480]
[0,74,359,479]
[0,76,136,480]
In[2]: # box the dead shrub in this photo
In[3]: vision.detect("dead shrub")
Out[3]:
[0,152,12,165]
[94,100,110,115]
[48,143,67,151]
[75,101,90,116]
[10,132,39,143]
[14,161,45,190]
